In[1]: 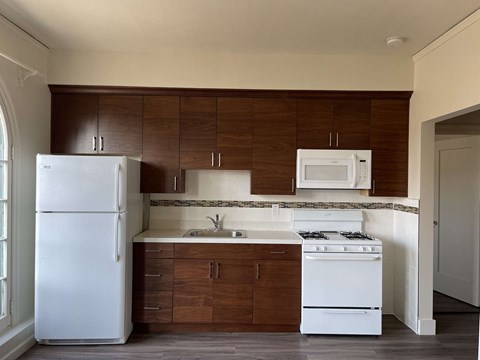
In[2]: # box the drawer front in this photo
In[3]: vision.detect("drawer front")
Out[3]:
[254,244,301,260]
[134,243,174,259]
[134,259,173,291]
[300,308,381,335]
[133,291,173,323]
[175,243,254,259]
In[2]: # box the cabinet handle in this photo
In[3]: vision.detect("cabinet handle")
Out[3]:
[329,132,332,147]
[218,153,222,168]
[145,273,162,277]
[144,306,161,310]
[92,136,97,151]
[100,136,104,151]
[209,262,213,278]
[211,152,215,167]
[216,262,220,278]
[336,133,339,147]
[145,249,163,253]
[174,176,177,191]
[291,178,295,193]
[372,179,376,194]
[270,251,286,254]
[256,263,260,279]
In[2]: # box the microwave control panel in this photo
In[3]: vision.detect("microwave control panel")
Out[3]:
[358,160,369,184]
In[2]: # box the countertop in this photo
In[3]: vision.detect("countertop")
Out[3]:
[133,229,302,244]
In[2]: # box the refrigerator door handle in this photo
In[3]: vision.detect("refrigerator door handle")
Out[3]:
[114,163,120,211]
[114,213,120,262]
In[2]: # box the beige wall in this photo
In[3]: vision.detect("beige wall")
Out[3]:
[410,9,480,335]
[0,17,50,357]
[48,48,413,90]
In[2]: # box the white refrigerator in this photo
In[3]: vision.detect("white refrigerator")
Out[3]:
[34,154,143,345]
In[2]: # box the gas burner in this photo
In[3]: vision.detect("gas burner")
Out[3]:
[340,231,375,240]
[298,231,329,240]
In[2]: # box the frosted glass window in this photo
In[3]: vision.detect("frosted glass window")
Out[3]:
[305,165,348,181]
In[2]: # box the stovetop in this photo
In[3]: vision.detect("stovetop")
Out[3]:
[292,210,382,246]
[296,230,382,246]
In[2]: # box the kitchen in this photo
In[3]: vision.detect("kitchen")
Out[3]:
[0,0,480,359]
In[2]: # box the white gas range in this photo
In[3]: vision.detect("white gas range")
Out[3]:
[293,209,383,335]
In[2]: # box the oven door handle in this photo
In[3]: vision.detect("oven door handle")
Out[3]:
[320,309,368,315]
[305,254,381,261]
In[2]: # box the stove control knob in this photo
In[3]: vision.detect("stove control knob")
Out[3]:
[342,246,347,251]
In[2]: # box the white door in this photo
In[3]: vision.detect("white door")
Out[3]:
[36,154,127,212]
[35,212,126,341]
[434,136,480,306]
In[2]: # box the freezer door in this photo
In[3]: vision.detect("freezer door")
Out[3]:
[35,212,129,342]
[36,154,128,212]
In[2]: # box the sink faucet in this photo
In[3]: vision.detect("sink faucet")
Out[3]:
[206,214,221,231]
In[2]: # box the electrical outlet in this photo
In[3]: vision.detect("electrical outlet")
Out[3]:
[272,204,280,216]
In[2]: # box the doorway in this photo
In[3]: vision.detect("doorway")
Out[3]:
[433,113,480,315]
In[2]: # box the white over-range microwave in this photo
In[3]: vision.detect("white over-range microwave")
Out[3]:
[296,149,372,189]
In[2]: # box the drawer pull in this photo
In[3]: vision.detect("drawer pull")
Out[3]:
[145,273,162,277]
[144,306,161,310]
[256,263,260,279]
[270,251,286,254]
[145,249,163,253]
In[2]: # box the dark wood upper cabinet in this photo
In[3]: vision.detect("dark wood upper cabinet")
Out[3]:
[51,94,98,154]
[141,96,185,193]
[297,99,334,149]
[98,95,142,154]
[180,97,253,170]
[251,98,297,195]
[334,100,370,149]
[368,99,409,197]
[180,97,217,169]
[216,97,254,170]
[297,99,370,150]
[51,94,142,155]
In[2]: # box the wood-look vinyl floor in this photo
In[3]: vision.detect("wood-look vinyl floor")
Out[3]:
[434,291,480,314]
[20,314,479,360]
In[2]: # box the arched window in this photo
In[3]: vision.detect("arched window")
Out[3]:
[0,100,10,332]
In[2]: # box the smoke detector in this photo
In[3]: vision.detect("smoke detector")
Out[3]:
[385,36,405,47]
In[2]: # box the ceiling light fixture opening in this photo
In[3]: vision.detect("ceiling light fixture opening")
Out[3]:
[385,36,405,47]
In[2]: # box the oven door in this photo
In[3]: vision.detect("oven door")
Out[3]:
[302,252,382,308]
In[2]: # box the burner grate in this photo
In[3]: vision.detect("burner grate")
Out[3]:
[340,231,375,240]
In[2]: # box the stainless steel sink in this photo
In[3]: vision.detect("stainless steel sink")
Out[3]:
[183,229,247,238]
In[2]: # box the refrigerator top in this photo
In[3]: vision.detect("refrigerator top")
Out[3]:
[36,154,135,213]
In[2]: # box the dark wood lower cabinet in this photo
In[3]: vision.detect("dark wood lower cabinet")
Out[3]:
[213,259,253,324]
[173,259,214,323]
[133,243,301,331]
[253,260,301,325]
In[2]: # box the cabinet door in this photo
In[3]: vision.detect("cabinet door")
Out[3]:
[180,97,217,169]
[213,260,254,324]
[51,94,98,154]
[141,96,185,193]
[217,98,254,170]
[98,95,143,155]
[173,259,213,323]
[369,99,409,197]
[334,100,370,149]
[251,98,297,195]
[297,99,334,149]
[253,260,301,325]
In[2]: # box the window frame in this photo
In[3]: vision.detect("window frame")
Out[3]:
[0,98,11,333]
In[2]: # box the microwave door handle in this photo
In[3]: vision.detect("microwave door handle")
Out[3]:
[351,153,358,188]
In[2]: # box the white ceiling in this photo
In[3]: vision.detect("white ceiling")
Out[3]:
[1,0,480,56]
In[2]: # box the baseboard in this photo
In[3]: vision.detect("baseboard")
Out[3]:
[417,318,436,335]
[0,319,36,360]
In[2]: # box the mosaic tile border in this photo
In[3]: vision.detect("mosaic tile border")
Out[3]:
[151,200,419,214]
